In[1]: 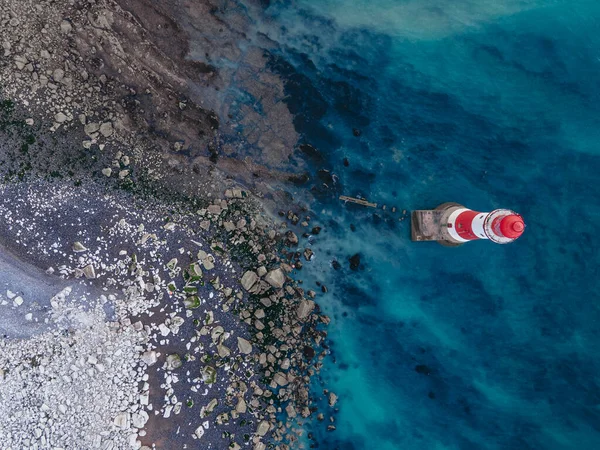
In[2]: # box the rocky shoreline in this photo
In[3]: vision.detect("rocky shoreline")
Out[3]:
[0,0,335,448]
[0,173,333,449]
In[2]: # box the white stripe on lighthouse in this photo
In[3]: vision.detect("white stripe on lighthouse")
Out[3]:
[446,208,470,243]
[472,213,490,239]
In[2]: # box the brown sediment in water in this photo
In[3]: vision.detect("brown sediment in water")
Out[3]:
[0,0,306,203]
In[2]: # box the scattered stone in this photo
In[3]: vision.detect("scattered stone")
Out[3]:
[60,20,73,33]
[53,69,65,82]
[113,412,130,429]
[166,354,182,370]
[72,242,87,252]
[82,264,96,279]
[194,425,205,439]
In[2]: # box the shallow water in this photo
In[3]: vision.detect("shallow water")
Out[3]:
[232,1,600,448]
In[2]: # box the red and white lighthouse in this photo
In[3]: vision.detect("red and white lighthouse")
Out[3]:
[411,202,525,246]
[443,205,525,244]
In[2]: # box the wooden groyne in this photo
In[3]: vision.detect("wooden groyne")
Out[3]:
[339,195,378,208]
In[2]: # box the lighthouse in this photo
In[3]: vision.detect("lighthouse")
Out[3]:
[411,202,525,246]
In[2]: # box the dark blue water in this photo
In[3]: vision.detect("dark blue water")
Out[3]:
[253,1,600,449]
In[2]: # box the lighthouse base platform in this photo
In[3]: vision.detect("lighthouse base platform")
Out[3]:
[411,203,463,247]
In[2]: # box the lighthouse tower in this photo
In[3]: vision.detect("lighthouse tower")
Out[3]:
[411,203,525,246]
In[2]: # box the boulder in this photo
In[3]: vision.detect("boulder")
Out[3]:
[83,264,96,279]
[235,397,247,414]
[217,344,230,358]
[140,351,157,366]
[99,122,114,137]
[72,242,87,252]
[165,354,182,370]
[303,248,314,261]
[207,204,221,215]
[201,256,215,270]
[60,20,73,33]
[237,337,253,355]
[329,392,338,407]
[264,268,285,289]
[241,271,258,291]
[273,372,288,386]
[113,412,130,429]
[296,299,315,319]
[256,420,270,437]
[285,231,298,245]
[131,411,148,429]
[84,122,100,136]
[285,403,297,418]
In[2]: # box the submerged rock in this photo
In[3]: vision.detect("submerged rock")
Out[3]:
[349,253,361,270]
[329,392,338,407]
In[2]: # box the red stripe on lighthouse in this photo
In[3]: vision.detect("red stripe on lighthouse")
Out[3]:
[454,210,480,240]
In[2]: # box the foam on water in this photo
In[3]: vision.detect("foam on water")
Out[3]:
[246,0,600,448]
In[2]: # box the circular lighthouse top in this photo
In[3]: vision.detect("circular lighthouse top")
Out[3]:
[500,215,525,238]
[483,209,525,244]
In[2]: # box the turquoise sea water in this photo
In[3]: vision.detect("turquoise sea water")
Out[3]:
[248,1,600,449]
